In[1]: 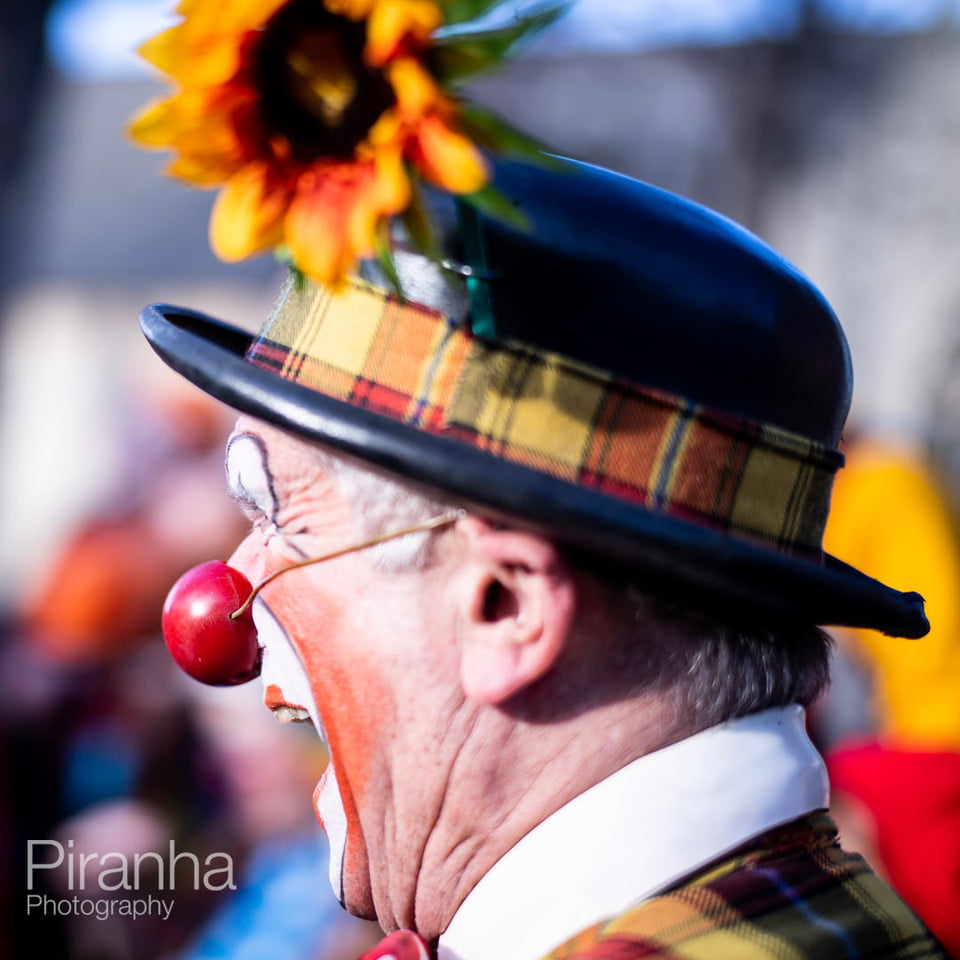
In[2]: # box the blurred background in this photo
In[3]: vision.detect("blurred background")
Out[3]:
[2,0,960,957]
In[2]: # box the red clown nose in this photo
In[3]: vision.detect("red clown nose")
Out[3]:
[161,561,261,686]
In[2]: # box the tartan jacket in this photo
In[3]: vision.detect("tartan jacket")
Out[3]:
[539,813,946,960]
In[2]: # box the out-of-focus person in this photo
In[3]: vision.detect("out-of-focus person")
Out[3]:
[823,436,960,956]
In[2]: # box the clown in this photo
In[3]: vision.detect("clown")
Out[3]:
[142,156,946,959]
[133,2,947,957]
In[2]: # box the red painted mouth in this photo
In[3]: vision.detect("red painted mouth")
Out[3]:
[264,681,313,723]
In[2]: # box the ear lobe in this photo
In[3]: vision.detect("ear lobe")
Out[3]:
[456,518,576,705]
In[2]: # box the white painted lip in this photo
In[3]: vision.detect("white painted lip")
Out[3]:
[253,598,327,747]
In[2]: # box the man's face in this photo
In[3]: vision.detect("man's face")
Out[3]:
[224,417,461,924]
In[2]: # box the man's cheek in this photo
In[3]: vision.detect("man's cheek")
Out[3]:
[310,648,385,770]
[273,585,342,668]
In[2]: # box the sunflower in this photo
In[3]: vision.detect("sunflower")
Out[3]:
[130,0,562,285]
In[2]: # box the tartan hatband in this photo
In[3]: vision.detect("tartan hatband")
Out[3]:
[246,276,844,558]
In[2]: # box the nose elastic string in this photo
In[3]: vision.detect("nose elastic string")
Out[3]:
[229,511,463,621]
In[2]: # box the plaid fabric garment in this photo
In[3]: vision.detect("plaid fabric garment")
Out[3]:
[539,814,947,960]
[248,277,843,557]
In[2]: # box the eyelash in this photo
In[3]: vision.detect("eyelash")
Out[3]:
[234,498,277,535]
[257,517,281,538]
[230,483,312,553]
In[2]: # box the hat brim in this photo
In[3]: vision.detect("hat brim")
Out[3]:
[140,303,928,639]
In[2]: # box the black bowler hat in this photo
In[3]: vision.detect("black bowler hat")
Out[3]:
[140,157,928,638]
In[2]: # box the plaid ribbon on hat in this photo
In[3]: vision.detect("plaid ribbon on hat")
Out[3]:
[247,276,843,557]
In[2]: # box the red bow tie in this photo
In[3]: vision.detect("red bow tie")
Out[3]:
[358,930,432,960]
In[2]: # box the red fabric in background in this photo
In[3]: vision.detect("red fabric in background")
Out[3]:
[828,743,960,957]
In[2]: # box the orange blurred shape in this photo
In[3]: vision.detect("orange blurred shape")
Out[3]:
[21,514,171,664]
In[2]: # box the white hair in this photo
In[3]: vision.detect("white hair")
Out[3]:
[312,448,452,570]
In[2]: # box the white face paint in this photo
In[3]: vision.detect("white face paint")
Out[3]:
[226,428,348,901]
[226,433,278,529]
[252,598,348,901]
[314,762,348,902]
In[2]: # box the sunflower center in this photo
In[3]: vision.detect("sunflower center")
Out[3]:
[255,0,396,161]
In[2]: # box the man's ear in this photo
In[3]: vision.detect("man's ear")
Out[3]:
[455,516,577,705]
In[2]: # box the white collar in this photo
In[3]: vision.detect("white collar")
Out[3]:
[437,705,828,960]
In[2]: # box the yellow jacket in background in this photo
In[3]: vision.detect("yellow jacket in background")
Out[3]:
[824,440,960,748]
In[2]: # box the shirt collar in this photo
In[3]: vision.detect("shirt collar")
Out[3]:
[437,705,828,960]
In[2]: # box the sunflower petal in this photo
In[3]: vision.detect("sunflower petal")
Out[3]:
[366,106,404,148]
[140,33,245,87]
[366,0,444,66]
[174,100,256,165]
[346,151,409,257]
[138,0,273,86]
[232,0,289,28]
[210,162,292,261]
[410,115,488,194]
[130,85,255,185]
[387,57,440,118]
[128,98,183,147]
[168,152,244,185]
[324,0,377,20]
[370,144,412,211]
[179,0,285,35]
[136,24,188,73]
[285,166,361,285]
[184,39,246,86]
